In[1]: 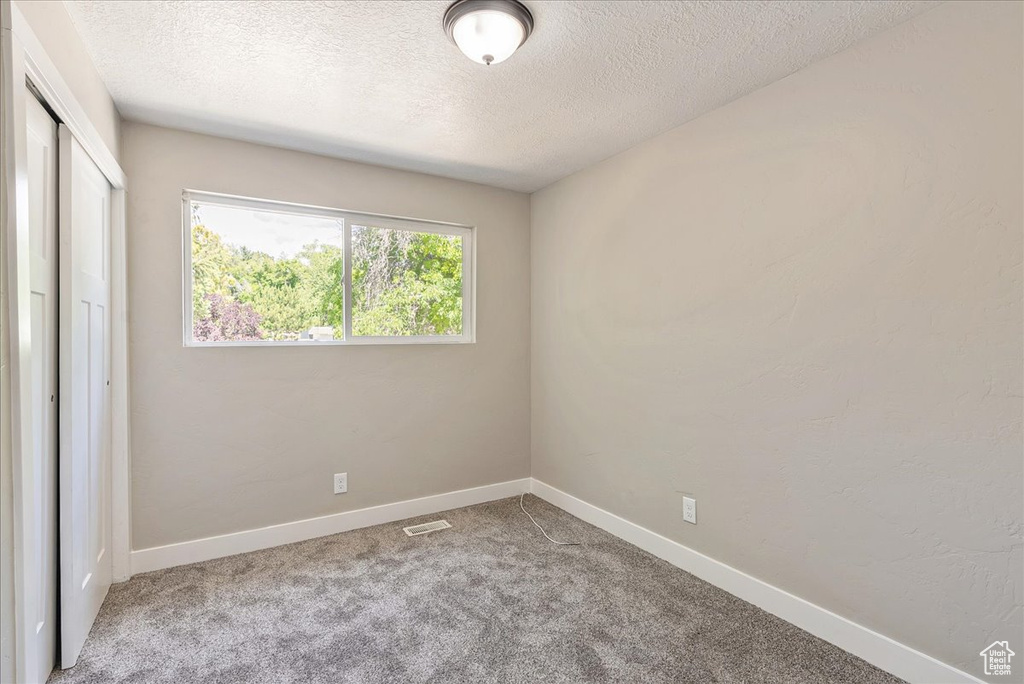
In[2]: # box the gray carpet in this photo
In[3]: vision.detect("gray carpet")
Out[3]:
[50,496,904,684]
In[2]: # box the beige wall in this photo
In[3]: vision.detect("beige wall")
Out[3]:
[530,1,1022,676]
[123,123,531,550]
[13,0,120,159]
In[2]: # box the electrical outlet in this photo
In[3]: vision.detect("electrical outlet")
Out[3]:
[682,496,697,524]
[333,472,347,494]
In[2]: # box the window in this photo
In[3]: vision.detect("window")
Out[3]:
[183,191,474,346]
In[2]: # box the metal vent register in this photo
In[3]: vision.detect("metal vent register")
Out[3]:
[403,520,452,536]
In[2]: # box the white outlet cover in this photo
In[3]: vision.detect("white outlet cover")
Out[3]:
[683,496,697,524]
[334,473,347,494]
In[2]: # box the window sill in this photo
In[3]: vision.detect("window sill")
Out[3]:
[183,336,475,348]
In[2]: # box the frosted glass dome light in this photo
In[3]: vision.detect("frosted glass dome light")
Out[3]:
[444,0,534,66]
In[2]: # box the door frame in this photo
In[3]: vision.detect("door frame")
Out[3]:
[1,3,129,681]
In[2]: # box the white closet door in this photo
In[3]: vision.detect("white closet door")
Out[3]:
[25,91,59,684]
[58,124,113,668]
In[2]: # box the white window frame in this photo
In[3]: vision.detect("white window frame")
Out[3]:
[182,190,476,346]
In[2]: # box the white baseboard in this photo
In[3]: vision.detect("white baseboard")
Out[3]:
[130,478,531,575]
[129,475,978,683]
[529,479,981,684]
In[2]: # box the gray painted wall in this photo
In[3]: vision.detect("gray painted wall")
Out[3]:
[530,1,1022,676]
[123,123,531,550]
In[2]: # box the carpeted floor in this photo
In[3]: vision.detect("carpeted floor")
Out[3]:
[49,496,904,684]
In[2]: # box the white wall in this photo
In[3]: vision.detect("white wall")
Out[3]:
[122,123,531,550]
[531,1,1022,677]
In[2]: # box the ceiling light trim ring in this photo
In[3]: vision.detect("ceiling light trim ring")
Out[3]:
[443,0,535,51]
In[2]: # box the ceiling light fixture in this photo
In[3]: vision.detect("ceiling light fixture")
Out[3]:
[443,0,534,66]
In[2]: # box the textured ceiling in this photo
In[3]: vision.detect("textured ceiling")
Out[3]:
[64,0,938,192]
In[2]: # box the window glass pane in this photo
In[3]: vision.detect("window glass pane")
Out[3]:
[190,201,345,342]
[351,225,463,336]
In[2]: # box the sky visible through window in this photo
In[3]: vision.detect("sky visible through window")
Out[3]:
[197,204,343,259]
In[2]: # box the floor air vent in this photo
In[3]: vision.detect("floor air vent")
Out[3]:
[403,520,452,536]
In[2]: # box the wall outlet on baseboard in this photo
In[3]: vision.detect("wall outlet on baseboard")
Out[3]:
[683,496,697,524]
[334,473,348,494]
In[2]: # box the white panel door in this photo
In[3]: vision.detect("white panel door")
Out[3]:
[58,124,112,668]
[25,90,59,684]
